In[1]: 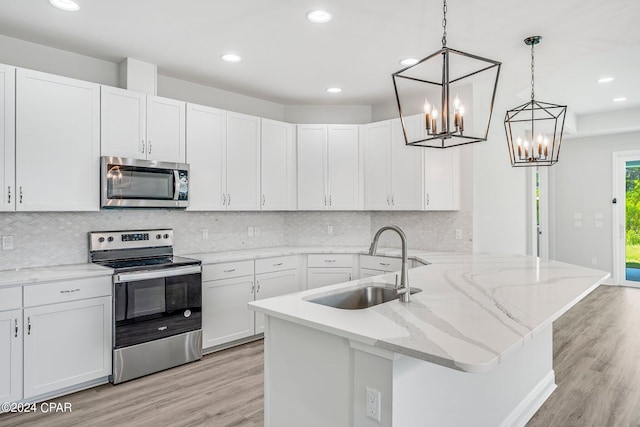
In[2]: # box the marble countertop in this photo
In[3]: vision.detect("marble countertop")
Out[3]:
[0,263,113,288]
[249,253,610,373]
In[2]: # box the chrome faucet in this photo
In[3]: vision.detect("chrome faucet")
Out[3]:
[369,225,410,302]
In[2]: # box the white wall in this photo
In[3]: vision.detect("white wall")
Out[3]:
[549,130,640,275]
[283,105,371,124]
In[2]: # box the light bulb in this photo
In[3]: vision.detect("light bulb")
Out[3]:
[432,108,438,119]
[453,94,461,110]
[423,98,431,114]
[459,105,465,116]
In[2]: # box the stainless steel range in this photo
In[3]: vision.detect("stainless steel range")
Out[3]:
[89,229,202,384]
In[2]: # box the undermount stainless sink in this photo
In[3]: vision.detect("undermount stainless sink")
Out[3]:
[306,285,422,310]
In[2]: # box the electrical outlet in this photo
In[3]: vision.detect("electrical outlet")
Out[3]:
[254,226,260,236]
[202,228,209,240]
[455,229,462,240]
[592,257,598,265]
[247,227,254,237]
[327,225,334,235]
[2,235,14,251]
[366,387,381,422]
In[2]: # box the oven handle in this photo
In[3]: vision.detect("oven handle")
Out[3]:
[114,265,201,283]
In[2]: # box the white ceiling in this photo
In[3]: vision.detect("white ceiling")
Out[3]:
[0,0,638,114]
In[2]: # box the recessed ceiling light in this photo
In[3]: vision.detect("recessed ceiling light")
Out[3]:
[326,87,342,94]
[613,97,627,102]
[597,76,615,84]
[49,0,80,11]
[306,10,332,24]
[220,54,242,63]
[400,58,419,66]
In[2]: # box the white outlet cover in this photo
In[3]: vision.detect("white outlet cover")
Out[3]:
[247,226,254,237]
[366,387,381,422]
[2,235,14,251]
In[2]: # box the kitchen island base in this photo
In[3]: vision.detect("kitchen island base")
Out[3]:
[264,316,555,427]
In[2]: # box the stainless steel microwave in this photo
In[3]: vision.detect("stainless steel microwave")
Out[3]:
[101,156,189,208]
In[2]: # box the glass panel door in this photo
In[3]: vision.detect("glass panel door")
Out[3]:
[626,160,640,282]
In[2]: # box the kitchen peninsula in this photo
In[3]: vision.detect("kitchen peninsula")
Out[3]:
[249,253,609,427]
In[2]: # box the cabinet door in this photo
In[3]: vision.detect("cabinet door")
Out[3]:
[297,125,327,210]
[254,269,301,333]
[0,310,22,403]
[307,268,353,289]
[100,86,146,160]
[226,112,261,210]
[16,69,100,211]
[23,297,111,399]
[327,125,360,210]
[391,116,424,210]
[202,276,255,349]
[363,120,391,210]
[261,119,296,210]
[186,103,227,211]
[147,95,186,163]
[360,268,384,279]
[0,65,15,212]
[424,146,461,210]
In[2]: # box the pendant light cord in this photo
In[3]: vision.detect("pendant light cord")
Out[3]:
[442,0,447,47]
[530,41,535,101]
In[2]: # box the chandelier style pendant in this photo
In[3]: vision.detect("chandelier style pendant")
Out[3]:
[504,36,567,167]
[392,0,501,149]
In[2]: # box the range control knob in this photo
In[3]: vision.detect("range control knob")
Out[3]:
[156,234,162,240]
[98,237,105,243]
[107,236,114,242]
[163,233,170,239]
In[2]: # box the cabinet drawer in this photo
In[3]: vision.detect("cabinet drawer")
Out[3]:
[0,287,22,311]
[307,254,353,268]
[23,276,111,307]
[203,260,254,281]
[255,255,298,275]
[360,255,402,272]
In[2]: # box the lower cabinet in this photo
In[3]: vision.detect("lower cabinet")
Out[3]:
[254,269,300,333]
[23,296,111,399]
[202,275,255,349]
[307,254,354,289]
[0,308,22,404]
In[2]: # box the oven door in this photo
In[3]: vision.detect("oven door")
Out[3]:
[113,265,201,349]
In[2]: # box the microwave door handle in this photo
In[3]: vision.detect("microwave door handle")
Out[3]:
[173,170,180,200]
[114,265,201,283]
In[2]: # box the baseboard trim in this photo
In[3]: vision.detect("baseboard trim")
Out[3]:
[500,370,556,427]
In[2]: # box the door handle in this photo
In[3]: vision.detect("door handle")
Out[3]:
[19,187,23,204]
[223,193,227,206]
[391,195,395,206]
[387,195,390,206]
[7,186,10,204]
[27,317,31,335]
[227,193,231,206]
[262,194,266,206]
[14,319,18,338]
[329,195,332,206]
[141,139,145,154]
[148,141,152,154]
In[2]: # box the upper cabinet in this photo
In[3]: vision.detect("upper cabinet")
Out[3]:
[186,106,261,211]
[15,68,100,211]
[297,124,360,210]
[261,119,296,210]
[0,64,15,212]
[101,86,186,163]
[424,147,460,211]
[363,115,423,210]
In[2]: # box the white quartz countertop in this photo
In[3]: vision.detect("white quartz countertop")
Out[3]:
[249,252,610,373]
[0,263,113,288]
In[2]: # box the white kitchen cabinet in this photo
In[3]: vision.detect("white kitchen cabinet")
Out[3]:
[226,112,261,210]
[0,308,22,404]
[261,119,296,210]
[23,296,111,399]
[0,64,15,212]
[297,124,359,210]
[15,68,100,211]
[363,115,423,210]
[101,85,186,163]
[254,269,300,333]
[307,254,354,289]
[186,106,260,211]
[424,146,461,210]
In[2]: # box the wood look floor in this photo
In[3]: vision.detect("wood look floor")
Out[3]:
[2,285,640,427]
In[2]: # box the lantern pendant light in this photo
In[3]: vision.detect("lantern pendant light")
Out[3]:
[392,0,501,149]
[504,36,567,167]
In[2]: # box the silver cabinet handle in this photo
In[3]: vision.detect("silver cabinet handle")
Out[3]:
[379,262,390,266]
[426,193,430,206]
[387,195,390,206]
[256,281,260,293]
[141,139,145,154]
[19,187,23,204]
[115,265,201,283]
[148,141,152,154]
[391,195,395,206]
[27,317,31,335]
[324,259,336,263]
[262,194,266,206]
[224,268,236,273]
[324,195,327,206]
[273,262,283,266]
[348,273,352,281]
[223,193,227,206]
[60,288,80,294]
[14,319,18,338]
[329,195,332,206]
[251,280,255,294]
[7,186,10,204]
[227,193,231,206]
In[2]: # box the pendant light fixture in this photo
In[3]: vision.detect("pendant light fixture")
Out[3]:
[392,0,501,149]
[504,36,567,167]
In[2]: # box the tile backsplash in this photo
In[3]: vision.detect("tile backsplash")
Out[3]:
[0,209,471,270]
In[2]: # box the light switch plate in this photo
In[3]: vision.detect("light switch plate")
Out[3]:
[2,235,14,251]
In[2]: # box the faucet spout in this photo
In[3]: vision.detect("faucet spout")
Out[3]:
[369,225,410,302]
